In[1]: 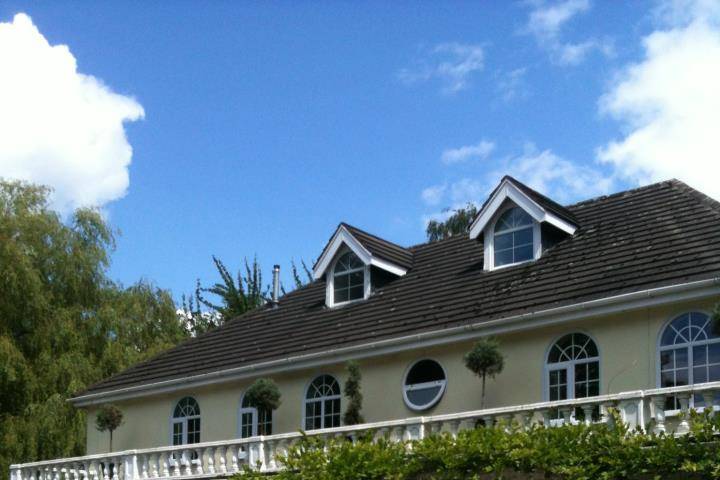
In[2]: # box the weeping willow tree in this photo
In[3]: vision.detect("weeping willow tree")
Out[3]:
[0,180,189,480]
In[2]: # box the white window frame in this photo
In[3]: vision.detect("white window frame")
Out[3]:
[169,397,201,446]
[238,392,273,438]
[656,310,719,413]
[325,250,371,308]
[302,374,342,430]
[484,204,541,271]
[402,358,448,411]
[543,332,601,402]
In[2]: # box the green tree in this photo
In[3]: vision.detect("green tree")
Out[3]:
[95,405,123,452]
[194,256,269,326]
[425,203,479,242]
[0,179,189,480]
[290,259,313,290]
[464,337,505,409]
[343,361,364,425]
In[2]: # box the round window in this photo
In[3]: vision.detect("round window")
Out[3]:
[402,359,447,411]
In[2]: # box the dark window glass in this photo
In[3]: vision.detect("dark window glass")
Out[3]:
[333,252,365,303]
[493,207,534,267]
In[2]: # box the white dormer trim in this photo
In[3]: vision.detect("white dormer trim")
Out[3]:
[312,226,408,281]
[483,204,542,271]
[468,179,577,240]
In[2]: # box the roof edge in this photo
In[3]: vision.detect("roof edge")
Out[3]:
[70,276,720,407]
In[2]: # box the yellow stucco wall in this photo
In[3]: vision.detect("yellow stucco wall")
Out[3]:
[85,298,716,454]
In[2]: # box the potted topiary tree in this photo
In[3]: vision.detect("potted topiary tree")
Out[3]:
[244,378,281,434]
[464,337,505,409]
[343,361,364,425]
[95,404,124,452]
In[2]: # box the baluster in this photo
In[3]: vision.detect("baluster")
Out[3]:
[193,449,203,475]
[538,409,551,427]
[265,440,277,471]
[676,393,691,434]
[581,405,594,426]
[702,391,716,415]
[518,412,533,430]
[204,447,215,475]
[160,454,169,478]
[111,459,118,480]
[652,396,667,434]
[482,415,494,428]
[560,407,573,425]
[375,426,390,440]
[216,446,227,474]
[102,461,109,480]
[230,445,240,473]
[149,455,157,479]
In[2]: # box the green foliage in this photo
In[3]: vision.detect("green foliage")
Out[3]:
[237,413,720,480]
[0,179,190,480]
[343,361,364,425]
[194,256,269,328]
[464,338,505,408]
[426,203,479,242]
[244,378,282,412]
[290,259,313,290]
[95,405,123,452]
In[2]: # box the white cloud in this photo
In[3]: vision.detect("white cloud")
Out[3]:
[441,140,496,165]
[597,0,720,199]
[421,143,613,224]
[398,43,484,94]
[496,68,529,102]
[421,184,446,206]
[524,0,613,65]
[0,13,144,213]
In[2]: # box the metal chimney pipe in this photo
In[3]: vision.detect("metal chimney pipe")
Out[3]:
[272,264,280,305]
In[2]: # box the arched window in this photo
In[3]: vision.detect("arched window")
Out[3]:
[546,333,600,401]
[304,375,341,430]
[403,359,447,411]
[493,207,534,268]
[172,397,201,445]
[333,252,365,304]
[659,312,720,408]
[239,393,273,438]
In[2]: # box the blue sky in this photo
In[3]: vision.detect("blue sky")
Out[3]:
[1,1,719,299]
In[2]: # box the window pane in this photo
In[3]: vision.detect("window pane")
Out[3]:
[576,382,587,398]
[407,386,441,406]
[494,232,513,251]
[676,368,689,386]
[588,361,599,380]
[710,364,720,382]
[348,285,364,300]
[494,249,513,267]
[694,366,708,384]
[661,351,673,371]
[576,364,587,382]
[406,360,446,384]
[710,343,720,364]
[514,244,534,262]
[334,288,349,303]
[349,271,364,287]
[675,348,688,368]
[588,381,599,397]
[694,345,707,366]
[661,371,675,387]
[334,274,349,289]
[514,227,533,246]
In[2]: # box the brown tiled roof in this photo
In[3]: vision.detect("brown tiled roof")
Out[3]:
[76,179,720,398]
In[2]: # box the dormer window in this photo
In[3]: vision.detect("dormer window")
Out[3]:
[333,251,365,303]
[493,207,534,267]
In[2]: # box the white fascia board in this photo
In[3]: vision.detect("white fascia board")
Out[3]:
[69,277,720,407]
[312,226,408,280]
[312,227,372,280]
[469,180,576,239]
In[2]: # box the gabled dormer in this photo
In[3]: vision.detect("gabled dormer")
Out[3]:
[469,176,579,271]
[313,223,413,308]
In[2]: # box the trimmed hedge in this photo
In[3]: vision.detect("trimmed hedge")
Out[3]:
[237,410,720,479]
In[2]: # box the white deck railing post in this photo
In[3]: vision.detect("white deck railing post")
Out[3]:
[121,453,137,480]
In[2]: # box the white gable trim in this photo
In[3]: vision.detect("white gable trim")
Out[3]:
[312,226,408,280]
[469,180,577,239]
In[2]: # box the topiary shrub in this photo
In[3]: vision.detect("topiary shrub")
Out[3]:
[95,404,123,452]
[343,361,364,425]
[244,378,282,412]
[464,337,505,408]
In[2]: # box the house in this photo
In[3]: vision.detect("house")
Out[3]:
[11,176,720,479]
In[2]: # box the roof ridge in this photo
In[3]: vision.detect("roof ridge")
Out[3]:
[566,179,676,210]
[668,179,720,219]
[340,222,411,252]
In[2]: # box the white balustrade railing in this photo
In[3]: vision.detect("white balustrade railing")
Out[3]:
[10,381,720,479]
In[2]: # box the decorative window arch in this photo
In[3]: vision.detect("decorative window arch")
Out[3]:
[493,206,535,268]
[239,393,273,438]
[304,375,341,430]
[332,251,366,304]
[545,333,600,402]
[171,397,201,445]
[659,311,720,408]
